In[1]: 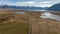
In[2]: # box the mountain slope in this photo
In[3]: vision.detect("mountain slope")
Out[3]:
[47,3,60,11]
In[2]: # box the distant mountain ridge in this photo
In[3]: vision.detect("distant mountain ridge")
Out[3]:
[47,3,60,11]
[0,4,48,10]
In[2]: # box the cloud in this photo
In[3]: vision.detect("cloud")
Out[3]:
[14,1,54,7]
[0,0,60,7]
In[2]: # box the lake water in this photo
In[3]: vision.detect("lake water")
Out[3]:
[40,12,60,21]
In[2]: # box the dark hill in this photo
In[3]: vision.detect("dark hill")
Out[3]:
[47,3,60,11]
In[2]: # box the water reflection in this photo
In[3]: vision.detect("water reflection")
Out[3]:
[40,12,60,21]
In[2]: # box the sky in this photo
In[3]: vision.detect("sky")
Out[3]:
[0,0,60,7]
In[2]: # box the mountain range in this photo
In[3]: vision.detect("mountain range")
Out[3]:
[0,3,60,11]
[0,4,48,10]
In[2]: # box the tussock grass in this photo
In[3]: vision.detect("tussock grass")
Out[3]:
[0,13,29,34]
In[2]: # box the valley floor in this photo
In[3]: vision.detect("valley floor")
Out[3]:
[0,10,60,34]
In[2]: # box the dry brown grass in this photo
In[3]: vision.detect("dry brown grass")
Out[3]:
[0,10,60,34]
[28,12,60,34]
[0,10,29,34]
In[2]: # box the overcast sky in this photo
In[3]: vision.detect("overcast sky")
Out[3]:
[0,0,60,7]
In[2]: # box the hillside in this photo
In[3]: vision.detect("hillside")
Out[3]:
[47,3,60,11]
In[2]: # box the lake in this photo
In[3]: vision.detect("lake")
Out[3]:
[40,12,60,21]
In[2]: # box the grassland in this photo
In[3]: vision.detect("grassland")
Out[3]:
[0,10,29,34]
[0,10,60,34]
[28,11,60,34]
